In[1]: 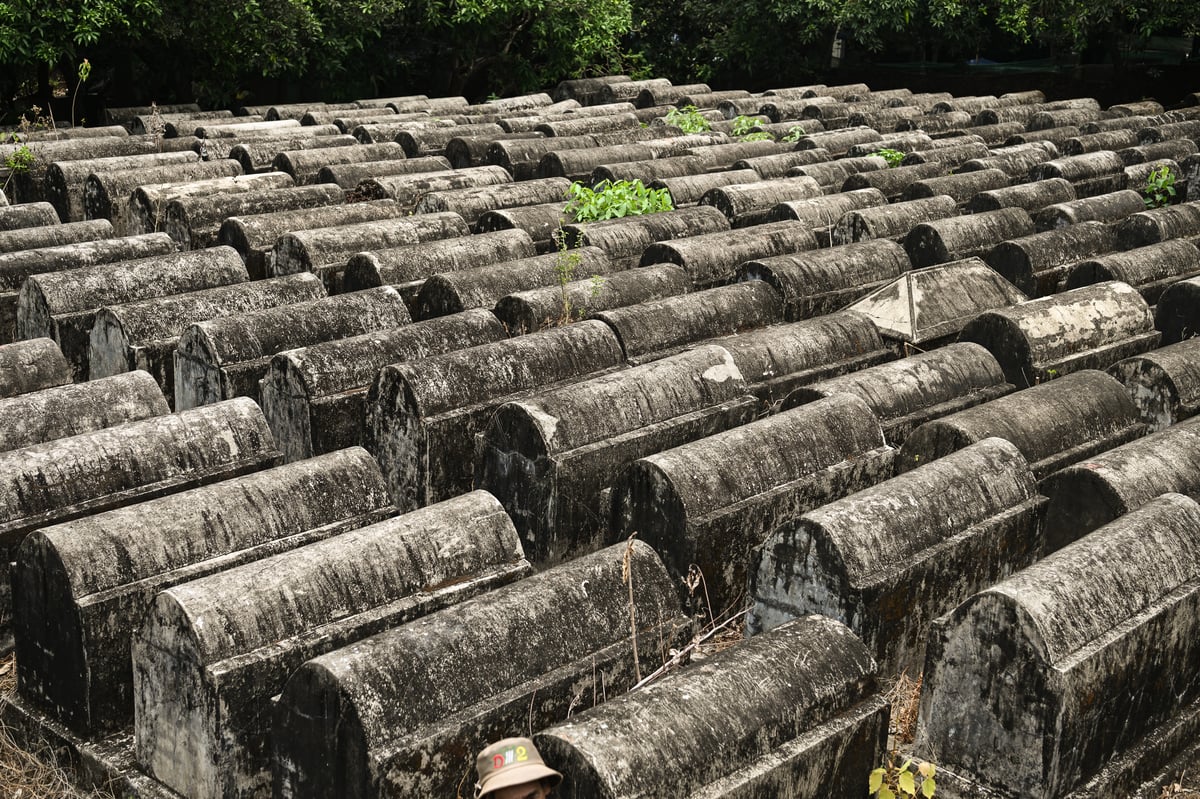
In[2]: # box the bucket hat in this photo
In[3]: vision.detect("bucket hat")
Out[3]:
[475,737,562,797]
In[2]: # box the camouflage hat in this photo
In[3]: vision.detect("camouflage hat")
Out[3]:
[475,737,562,797]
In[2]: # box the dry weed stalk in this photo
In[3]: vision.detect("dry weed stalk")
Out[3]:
[0,656,117,798]
[885,671,923,746]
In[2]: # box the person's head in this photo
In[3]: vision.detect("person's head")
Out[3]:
[475,737,561,799]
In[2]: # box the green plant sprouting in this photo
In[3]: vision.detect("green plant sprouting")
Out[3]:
[1143,164,1177,209]
[564,179,674,223]
[740,131,774,142]
[664,105,711,134]
[71,58,91,129]
[870,755,936,799]
[731,115,760,136]
[871,147,906,167]
[782,124,807,143]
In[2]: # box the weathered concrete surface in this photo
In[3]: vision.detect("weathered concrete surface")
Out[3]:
[904,207,1035,268]
[649,169,762,206]
[495,263,692,334]
[271,541,687,799]
[1155,276,1200,344]
[1063,239,1200,304]
[365,320,625,509]
[12,447,391,734]
[783,343,1014,444]
[272,143,405,184]
[0,338,71,398]
[127,172,293,236]
[700,176,823,227]
[902,168,1010,206]
[42,151,199,220]
[841,162,947,201]
[591,154,708,185]
[593,280,784,359]
[89,272,326,406]
[134,490,529,799]
[475,201,575,252]
[340,227,533,303]
[0,232,175,343]
[358,165,513,207]
[739,239,912,321]
[17,246,249,381]
[963,178,1076,217]
[562,205,731,264]
[768,188,887,245]
[0,201,59,231]
[983,221,1117,297]
[271,211,470,293]
[537,616,888,799]
[846,259,1027,348]
[82,159,244,235]
[414,177,570,225]
[611,393,893,614]
[476,345,757,562]
[218,198,403,279]
[960,280,1159,387]
[640,221,818,287]
[832,195,956,244]
[901,140,991,168]
[0,371,167,453]
[1033,189,1146,230]
[898,369,1146,479]
[789,156,888,192]
[316,156,449,188]
[711,312,894,407]
[218,133,355,173]
[175,287,411,410]
[1039,414,1200,550]
[1108,339,1200,432]
[0,218,113,255]
[164,184,343,251]
[260,309,506,461]
[917,493,1200,798]
[413,247,613,319]
[1115,201,1200,248]
[728,148,829,180]
[750,437,1044,673]
[0,398,280,626]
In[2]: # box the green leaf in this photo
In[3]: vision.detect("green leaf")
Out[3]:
[880,787,896,799]
[921,777,936,797]
[898,771,916,795]
[869,768,884,793]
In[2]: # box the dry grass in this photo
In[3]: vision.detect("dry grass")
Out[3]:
[1162,772,1200,798]
[0,656,116,799]
[884,671,923,747]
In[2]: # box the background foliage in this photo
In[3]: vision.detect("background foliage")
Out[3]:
[0,0,1197,117]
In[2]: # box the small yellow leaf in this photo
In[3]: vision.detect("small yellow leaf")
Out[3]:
[922,776,936,798]
[899,771,916,795]
[918,762,934,778]
[880,787,896,799]
[869,769,884,793]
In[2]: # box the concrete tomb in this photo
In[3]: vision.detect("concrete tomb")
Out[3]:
[749,438,1045,674]
[537,616,888,799]
[134,490,529,799]
[271,541,688,798]
[611,393,894,614]
[13,447,393,733]
[17,247,249,381]
[959,280,1159,387]
[917,493,1200,798]
[897,369,1146,479]
[783,342,1014,444]
[365,320,624,510]
[260,309,506,461]
[174,287,411,410]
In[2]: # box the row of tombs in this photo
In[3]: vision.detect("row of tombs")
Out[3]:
[2,323,1200,798]
[1,76,1200,798]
